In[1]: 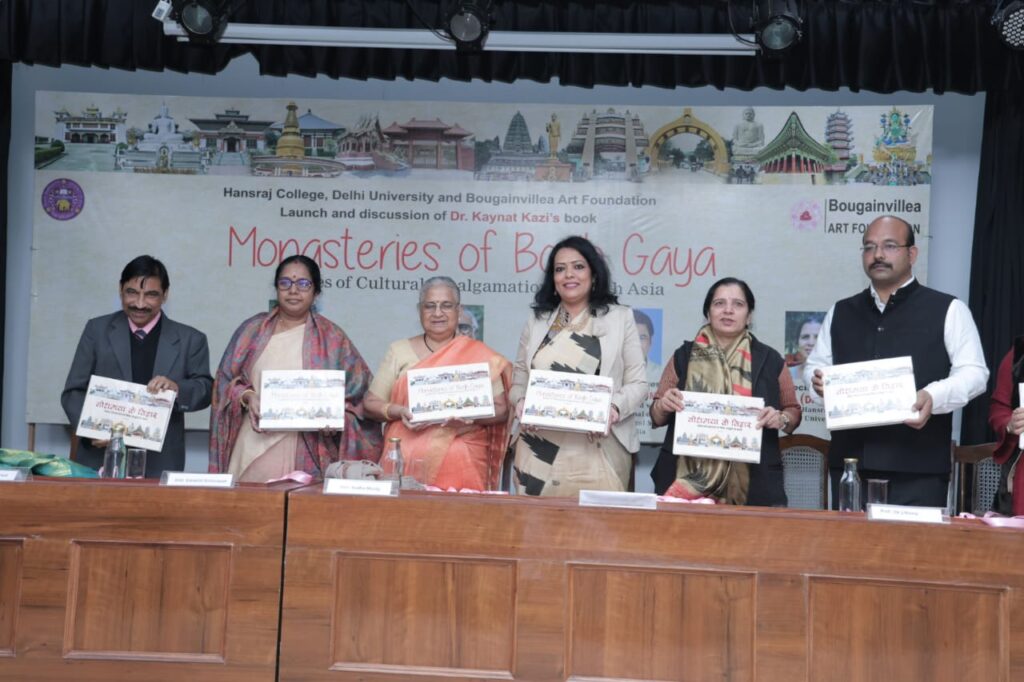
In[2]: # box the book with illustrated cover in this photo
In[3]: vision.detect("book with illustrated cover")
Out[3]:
[672,391,765,463]
[823,356,918,431]
[521,370,613,434]
[259,370,346,431]
[407,363,495,423]
[76,375,175,450]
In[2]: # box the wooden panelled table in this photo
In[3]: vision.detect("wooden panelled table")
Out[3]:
[0,477,297,681]
[279,489,1024,682]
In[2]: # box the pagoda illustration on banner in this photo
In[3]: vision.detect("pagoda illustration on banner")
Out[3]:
[754,111,837,184]
[824,110,854,173]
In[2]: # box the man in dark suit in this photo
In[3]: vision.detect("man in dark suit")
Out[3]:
[61,255,213,477]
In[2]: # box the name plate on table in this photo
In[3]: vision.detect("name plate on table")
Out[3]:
[407,362,495,423]
[323,478,397,497]
[160,472,235,488]
[867,504,948,524]
[0,468,31,482]
[521,370,614,434]
[579,490,658,510]
[823,356,919,431]
[673,392,765,463]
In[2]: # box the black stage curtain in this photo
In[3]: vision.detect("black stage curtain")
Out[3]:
[961,88,1024,446]
[0,61,9,424]
[1,0,1023,93]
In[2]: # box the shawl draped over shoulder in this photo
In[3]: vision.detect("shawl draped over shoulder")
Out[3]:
[209,309,382,475]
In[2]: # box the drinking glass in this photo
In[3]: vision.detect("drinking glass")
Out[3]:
[866,478,889,506]
[125,448,147,479]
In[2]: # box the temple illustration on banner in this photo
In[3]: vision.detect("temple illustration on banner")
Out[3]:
[250,102,348,177]
[116,102,205,173]
[754,111,838,184]
[563,108,650,181]
[187,108,274,174]
[846,106,931,186]
[271,108,345,155]
[475,111,550,181]
[824,110,854,172]
[477,108,650,182]
[335,114,409,171]
[381,117,475,171]
[35,104,128,170]
[33,96,932,187]
[53,105,127,145]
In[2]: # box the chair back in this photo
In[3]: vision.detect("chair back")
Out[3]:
[953,443,998,515]
[780,434,830,509]
[973,458,1002,515]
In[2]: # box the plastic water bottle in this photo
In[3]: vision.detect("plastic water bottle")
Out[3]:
[382,437,404,489]
[101,424,127,479]
[838,457,862,512]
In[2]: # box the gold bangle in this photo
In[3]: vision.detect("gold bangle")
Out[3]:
[383,402,393,420]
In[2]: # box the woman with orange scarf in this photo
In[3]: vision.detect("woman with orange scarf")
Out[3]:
[363,277,512,490]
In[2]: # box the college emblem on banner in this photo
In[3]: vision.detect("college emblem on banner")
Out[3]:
[41,178,85,221]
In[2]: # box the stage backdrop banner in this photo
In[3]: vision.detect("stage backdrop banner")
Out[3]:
[30,93,933,443]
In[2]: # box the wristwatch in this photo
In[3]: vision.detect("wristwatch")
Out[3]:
[779,411,791,432]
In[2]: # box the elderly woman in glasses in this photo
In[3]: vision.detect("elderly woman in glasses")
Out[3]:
[363,277,512,490]
[209,255,382,480]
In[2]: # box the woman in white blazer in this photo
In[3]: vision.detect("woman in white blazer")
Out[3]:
[509,235,647,496]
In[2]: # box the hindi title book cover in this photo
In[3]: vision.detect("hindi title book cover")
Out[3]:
[823,356,918,431]
[672,391,765,463]
[76,375,175,451]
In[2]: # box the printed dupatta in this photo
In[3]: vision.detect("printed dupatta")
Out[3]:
[669,324,753,504]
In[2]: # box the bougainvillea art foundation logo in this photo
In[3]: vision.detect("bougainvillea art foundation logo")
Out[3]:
[790,200,821,232]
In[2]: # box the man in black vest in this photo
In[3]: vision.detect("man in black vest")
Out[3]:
[804,216,988,507]
[61,255,213,477]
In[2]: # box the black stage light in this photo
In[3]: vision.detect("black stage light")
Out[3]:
[171,0,233,44]
[446,1,494,51]
[993,0,1024,49]
[754,0,803,55]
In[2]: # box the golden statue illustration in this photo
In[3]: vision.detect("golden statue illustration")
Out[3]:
[545,113,561,159]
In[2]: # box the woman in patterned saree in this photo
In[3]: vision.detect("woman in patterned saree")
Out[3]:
[209,255,382,480]
[363,277,512,490]
[649,277,801,506]
[509,236,648,496]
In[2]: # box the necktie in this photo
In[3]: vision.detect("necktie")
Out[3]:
[134,328,147,341]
